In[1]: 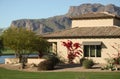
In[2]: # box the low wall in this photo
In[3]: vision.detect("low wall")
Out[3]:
[5,58,45,65]
[5,58,19,64]
[27,58,45,65]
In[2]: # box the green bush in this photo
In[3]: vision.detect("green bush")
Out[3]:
[37,60,54,70]
[82,59,94,69]
[80,57,86,65]
[42,53,60,65]
[115,57,120,65]
[38,53,60,71]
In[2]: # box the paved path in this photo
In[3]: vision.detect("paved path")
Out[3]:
[0,64,119,72]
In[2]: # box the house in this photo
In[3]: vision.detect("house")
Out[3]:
[43,12,120,64]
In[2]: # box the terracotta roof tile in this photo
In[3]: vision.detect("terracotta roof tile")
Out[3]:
[69,12,120,20]
[43,26,120,38]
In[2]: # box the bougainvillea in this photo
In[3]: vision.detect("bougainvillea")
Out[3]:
[62,40,82,63]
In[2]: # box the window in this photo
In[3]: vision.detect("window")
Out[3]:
[84,45,101,57]
[96,45,101,57]
[49,42,57,54]
[84,45,89,57]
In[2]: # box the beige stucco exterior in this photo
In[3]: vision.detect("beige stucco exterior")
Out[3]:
[48,38,120,64]
[72,18,115,28]
[46,13,120,64]
[5,58,45,65]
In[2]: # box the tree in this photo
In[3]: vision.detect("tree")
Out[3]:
[32,37,49,58]
[0,36,4,56]
[2,27,49,59]
[2,27,33,56]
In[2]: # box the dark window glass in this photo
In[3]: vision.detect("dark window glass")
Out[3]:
[84,45,89,57]
[84,45,101,57]
[96,45,101,57]
[90,45,95,57]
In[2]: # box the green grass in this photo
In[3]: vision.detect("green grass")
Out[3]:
[2,49,38,55]
[0,67,120,79]
[2,49,15,55]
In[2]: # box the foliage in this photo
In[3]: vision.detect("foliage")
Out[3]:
[1,27,49,68]
[42,53,60,65]
[2,27,35,55]
[32,37,49,58]
[62,40,82,63]
[38,53,60,70]
[82,59,94,69]
[102,58,115,71]
[103,55,120,71]
[102,43,120,71]
[80,57,86,65]
[37,60,54,70]
[2,27,49,56]
[0,36,4,55]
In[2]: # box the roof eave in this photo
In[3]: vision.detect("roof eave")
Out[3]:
[43,36,120,39]
[69,16,120,20]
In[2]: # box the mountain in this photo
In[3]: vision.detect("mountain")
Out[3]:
[11,15,71,34]
[10,3,120,34]
[66,3,120,17]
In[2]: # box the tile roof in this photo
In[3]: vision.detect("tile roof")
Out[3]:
[69,12,120,20]
[43,26,120,38]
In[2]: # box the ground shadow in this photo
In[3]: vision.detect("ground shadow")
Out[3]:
[54,63,82,70]
[54,63,102,70]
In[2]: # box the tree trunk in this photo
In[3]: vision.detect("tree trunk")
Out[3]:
[38,51,43,58]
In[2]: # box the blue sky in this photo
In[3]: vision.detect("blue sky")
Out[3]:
[0,0,120,28]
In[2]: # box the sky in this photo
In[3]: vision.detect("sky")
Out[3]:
[0,0,120,28]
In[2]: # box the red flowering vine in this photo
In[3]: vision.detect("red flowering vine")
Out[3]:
[62,40,82,63]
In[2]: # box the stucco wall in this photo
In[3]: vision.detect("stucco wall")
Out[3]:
[48,38,120,64]
[72,18,114,28]
[5,58,45,65]
[5,58,19,64]
[27,58,45,65]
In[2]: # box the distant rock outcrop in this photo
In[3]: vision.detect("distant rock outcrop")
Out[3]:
[66,4,120,17]
[11,15,71,34]
[10,3,120,34]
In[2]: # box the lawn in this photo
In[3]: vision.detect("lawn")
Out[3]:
[2,49,15,55]
[0,67,120,79]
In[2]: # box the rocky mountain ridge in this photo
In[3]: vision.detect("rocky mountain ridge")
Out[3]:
[66,4,120,17]
[11,3,120,34]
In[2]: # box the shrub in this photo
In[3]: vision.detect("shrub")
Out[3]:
[82,59,94,69]
[114,57,120,65]
[37,60,54,70]
[42,53,60,66]
[80,57,86,65]
[38,53,60,71]
[102,58,116,71]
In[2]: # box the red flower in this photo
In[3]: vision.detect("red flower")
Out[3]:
[73,43,80,49]
[62,40,83,63]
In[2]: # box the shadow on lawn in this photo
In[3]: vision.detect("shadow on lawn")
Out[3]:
[54,64,82,69]
[54,63,101,70]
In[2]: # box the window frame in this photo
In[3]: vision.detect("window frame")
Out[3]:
[84,45,101,57]
[49,42,57,54]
